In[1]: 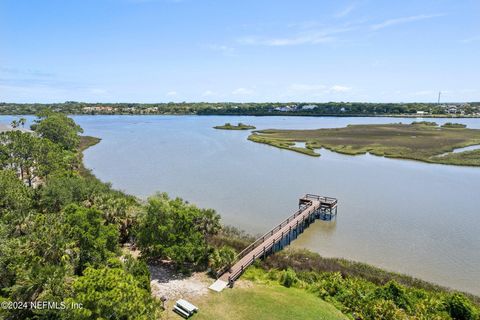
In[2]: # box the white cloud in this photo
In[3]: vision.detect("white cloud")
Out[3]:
[232,87,254,95]
[238,27,352,46]
[371,14,444,30]
[166,91,177,96]
[335,3,356,18]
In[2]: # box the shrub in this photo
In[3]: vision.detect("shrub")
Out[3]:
[442,123,467,128]
[280,268,298,288]
[445,293,479,320]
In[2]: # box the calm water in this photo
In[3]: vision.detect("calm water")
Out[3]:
[2,115,479,295]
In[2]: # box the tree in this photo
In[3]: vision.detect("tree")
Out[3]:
[0,131,75,187]
[63,204,119,275]
[0,169,32,219]
[32,111,83,151]
[92,192,139,243]
[39,174,100,212]
[0,212,76,320]
[136,193,220,267]
[63,266,160,320]
[10,117,25,129]
[208,246,236,272]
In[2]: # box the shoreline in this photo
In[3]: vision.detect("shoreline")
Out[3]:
[79,136,480,302]
[2,113,480,118]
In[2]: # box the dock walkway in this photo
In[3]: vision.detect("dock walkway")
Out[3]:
[210,194,337,292]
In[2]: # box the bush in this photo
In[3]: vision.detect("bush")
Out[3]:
[376,281,413,311]
[280,268,298,288]
[442,123,467,128]
[445,293,479,320]
[64,266,159,319]
[136,193,220,267]
[209,246,236,272]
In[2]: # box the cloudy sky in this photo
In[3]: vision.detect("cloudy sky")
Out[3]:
[1,0,479,103]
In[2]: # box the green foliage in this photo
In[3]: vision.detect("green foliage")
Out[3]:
[63,266,160,320]
[33,111,83,150]
[122,254,151,291]
[375,281,413,311]
[412,121,438,126]
[2,101,479,116]
[10,117,26,129]
[445,293,479,320]
[249,123,480,166]
[0,212,75,319]
[0,130,75,186]
[279,268,298,288]
[209,246,236,272]
[136,192,221,267]
[442,122,468,128]
[0,169,32,220]
[0,113,161,319]
[214,122,256,130]
[247,266,480,320]
[38,172,139,242]
[63,204,119,274]
[39,173,107,212]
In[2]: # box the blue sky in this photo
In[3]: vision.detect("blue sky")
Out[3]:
[1,0,479,103]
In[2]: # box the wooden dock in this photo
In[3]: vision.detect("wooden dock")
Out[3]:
[210,194,337,292]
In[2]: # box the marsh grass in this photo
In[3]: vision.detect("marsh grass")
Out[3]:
[248,123,480,166]
[78,136,101,178]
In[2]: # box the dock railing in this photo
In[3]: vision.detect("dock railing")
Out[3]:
[214,194,338,279]
[215,201,313,278]
[305,194,338,207]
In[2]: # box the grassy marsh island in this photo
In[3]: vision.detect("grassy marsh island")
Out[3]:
[248,122,480,166]
[214,122,256,130]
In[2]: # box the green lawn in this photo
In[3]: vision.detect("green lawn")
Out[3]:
[187,283,347,320]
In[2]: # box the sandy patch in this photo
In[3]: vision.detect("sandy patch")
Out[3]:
[149,264,211,301]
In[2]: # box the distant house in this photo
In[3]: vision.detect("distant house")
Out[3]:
[274,106,294,112]
[446,105,458,114]
[301,104,317,110]
[144,107,159,113]
[416,111,426,115]
[82,106,114,113]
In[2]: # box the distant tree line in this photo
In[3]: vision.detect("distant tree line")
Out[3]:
[1,101,479,116]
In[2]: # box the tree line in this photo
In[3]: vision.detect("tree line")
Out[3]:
[1,101,479,116]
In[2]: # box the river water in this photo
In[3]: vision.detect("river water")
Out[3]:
[1,115,479,295]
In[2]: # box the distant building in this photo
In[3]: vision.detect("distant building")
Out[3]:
[82,106,114,113]
[416,111,426,115]
[274,105,295,112]
[446,105,458,114]
[301,104,317,110]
